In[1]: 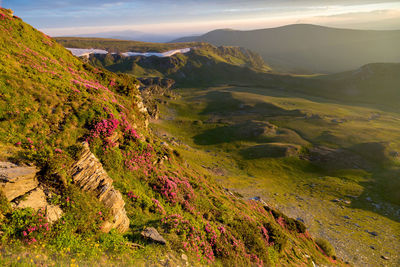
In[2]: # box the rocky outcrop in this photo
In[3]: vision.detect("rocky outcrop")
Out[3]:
[138,77,177,120]
[70,142,129,233]
[138,77,175,90]
[0,162,38,201]
[0,162,63,223]
[141,227,167,245]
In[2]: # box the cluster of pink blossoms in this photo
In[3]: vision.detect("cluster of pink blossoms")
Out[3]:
[123,145,154,176]
[21,209,50,245]
[87,114,119,142]
[162,214,215,263]
[152,199,165,214]
[153,175,195,207]
[127,191,139,200]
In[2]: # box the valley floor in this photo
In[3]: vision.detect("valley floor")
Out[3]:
[151,85,400,266]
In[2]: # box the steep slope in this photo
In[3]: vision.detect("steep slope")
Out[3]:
[172,24,400,73]
[0,8,340,266]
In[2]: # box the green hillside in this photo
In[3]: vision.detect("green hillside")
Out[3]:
[172,24,400,74]
[54,37,272,86]
[0,8,338,266]
[151,82,400,266]
[86,45,271,86]
[63,32,400,265]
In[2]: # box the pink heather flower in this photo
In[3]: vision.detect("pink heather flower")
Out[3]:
[54,148,63,153]
[23,231,27,236]
[27,138,33,144]
[218,226,226,234]
[98,211,102,216]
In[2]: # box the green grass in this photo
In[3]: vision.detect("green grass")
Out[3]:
[151,84,400,266]
[0,8,341,266]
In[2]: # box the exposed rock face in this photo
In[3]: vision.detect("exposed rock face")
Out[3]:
[138,77,176,120]
[138,77,175,90]
[0,162,63,223]
[0,162,38,201]
[141,227,167,245]
[70,142,129,233]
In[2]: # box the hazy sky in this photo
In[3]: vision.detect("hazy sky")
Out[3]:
[2,0,400,36]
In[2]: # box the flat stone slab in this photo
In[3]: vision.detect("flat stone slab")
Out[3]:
[0,162,38,201]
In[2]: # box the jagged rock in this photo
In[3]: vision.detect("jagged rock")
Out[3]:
[70,142,129,233]
[141,227,166,245]
[0,162,38,201]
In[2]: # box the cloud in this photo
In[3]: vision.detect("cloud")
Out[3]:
[297,9,400,29]
[4,0,400,35]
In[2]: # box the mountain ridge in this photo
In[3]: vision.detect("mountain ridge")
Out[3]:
[172,24,400,73]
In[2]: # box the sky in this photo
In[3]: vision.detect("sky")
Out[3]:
[2,0,400,38]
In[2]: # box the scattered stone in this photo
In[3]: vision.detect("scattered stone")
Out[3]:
[141,227,166,245]
[296,217,305,223]
[344,216,351,219]
[181,254,188,261]
[46,205,63,223]
[366,230,378,236]
[366,197,372,201]
[343,200,351,205]
[332,199,340,203]
[381,255,389,260]
[372,203,381,209]
[370,246,375,250]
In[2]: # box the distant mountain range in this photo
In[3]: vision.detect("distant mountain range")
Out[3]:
[68,30,181,43]
[172,24,400,74]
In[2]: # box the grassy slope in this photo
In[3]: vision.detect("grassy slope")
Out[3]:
[0,8,337,266]
[151,83,400,266]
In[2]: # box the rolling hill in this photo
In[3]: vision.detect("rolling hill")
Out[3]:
[172,24,400,74]
[55,37,272,86]
[0,7,339,266]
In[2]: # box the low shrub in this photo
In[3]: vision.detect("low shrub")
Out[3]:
[315,238,336,258]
